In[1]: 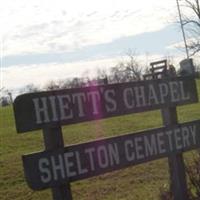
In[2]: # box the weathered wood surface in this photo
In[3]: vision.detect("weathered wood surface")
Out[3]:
[14,76,198,133]
[23,120,200,190]
[43,127,72,200]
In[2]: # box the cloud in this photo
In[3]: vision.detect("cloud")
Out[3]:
[2,0,177,57]
[2,24,183,68]
[2,51,189,95]
[1,58,119,91]
[1,0,186,94]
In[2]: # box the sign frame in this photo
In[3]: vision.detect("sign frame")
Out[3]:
[22,120,200,190]
[14,76,198,133]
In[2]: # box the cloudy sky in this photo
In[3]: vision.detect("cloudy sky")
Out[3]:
[0,0,192,94]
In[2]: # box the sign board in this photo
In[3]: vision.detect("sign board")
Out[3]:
[22,120,200,190]
[180,59,195,75]
[14,76,198,133]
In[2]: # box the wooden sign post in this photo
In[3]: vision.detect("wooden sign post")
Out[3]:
[13,70,199,200]
[149,60,188,199]
[162,105,188,200]
[43,127,72,200]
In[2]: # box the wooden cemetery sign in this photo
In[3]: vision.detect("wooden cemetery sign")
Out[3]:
[144,59,167,80]
[14,76,198,132]
[13,75,199,200]
[23,120,200,190]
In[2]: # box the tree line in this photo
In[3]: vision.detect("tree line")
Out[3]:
[1,54,200,107]
[0,53,146,106]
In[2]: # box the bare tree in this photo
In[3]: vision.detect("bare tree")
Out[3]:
[110,52,143,83]
[110,62,127,83]
[179,0,200,55]
[66,77,86,88]
[44,80,60,91]
[124,51,142,81]
[20,84,39,94]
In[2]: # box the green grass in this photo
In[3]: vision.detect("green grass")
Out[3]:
[0,80,200,200]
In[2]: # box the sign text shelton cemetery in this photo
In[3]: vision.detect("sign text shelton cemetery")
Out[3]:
[23,120,200,190]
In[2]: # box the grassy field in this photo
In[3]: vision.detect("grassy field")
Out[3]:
[0,80,200,200]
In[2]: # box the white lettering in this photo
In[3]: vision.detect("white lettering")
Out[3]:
[190,125,197,145]
[179,81,190,100]
[148,84,159,105]
[85,148,95,171]
[124,140,135,161]
[169,82,180,102]
[51,154,65,181]
[64,152,76,177]
[123,88,135,109]
[87,91,101,115]
[72,93,86,117]
[97,146,109,168]
[104,89,117,112]
[174,128,182,150]
[108,143,120,166]
[33,97,50,124]
[135,137,144,159]
[144,134,158,157]
[75,151,88,175]
[38,158,51,183]
[157,132,166,153]
[181,127,190,148]
[58,95,73,120]
[159,83,169,103]
[166,131,173,151]
[49,96,58,121]
[134,86,146,107]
